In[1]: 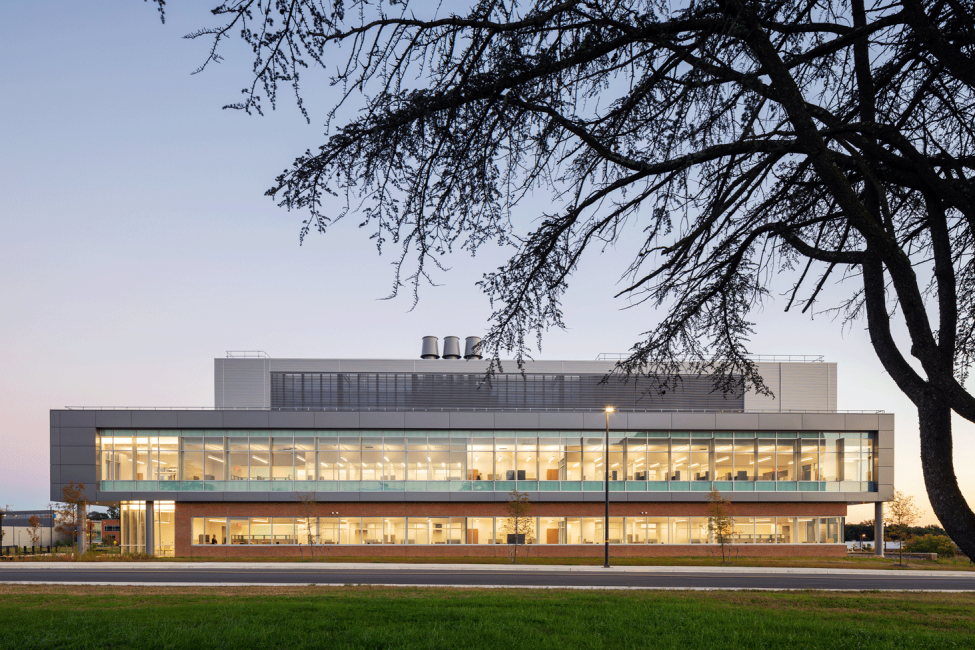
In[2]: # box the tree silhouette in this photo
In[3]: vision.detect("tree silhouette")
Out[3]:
[148,0,975,557]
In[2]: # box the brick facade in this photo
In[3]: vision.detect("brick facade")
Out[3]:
[101,519,120,545]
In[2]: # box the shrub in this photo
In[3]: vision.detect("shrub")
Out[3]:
[904,535,957,558]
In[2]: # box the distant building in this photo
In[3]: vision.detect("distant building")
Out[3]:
[0,510,65,547]
[101,519,120,545]
[50,341,893,557]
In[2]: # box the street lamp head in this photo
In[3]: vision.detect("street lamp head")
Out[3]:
[605,407,615,413]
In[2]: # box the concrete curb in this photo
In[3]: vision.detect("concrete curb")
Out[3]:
[2,562,973,578]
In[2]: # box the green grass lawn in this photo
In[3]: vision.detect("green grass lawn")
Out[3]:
[7,551,973,571]
[1,586,973,649]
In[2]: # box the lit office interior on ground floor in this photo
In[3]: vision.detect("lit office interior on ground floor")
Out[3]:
[191,515,844,546]
[109,501,844,556]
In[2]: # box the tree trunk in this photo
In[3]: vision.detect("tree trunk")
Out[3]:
[918,398,975,560]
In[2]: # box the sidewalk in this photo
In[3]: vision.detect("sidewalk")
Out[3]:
[3,562,973,578]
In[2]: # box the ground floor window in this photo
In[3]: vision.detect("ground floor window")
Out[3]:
[120,501,175,556]
[189,515,843,545]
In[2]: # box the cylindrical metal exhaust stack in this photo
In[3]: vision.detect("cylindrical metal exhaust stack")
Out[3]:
[443,336,461,359]
[464,336,482,359]
[420,336,440,359]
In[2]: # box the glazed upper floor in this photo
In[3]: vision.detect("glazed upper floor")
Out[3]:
[50,409,893,505]
[97,429,877,494]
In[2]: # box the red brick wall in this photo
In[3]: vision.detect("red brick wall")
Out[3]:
[174,501,847,558]
[101,519,120,545]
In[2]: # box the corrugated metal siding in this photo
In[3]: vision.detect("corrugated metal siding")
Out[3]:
[214,358,270,408]
[780,363,829,411]
[743,362,836,412]
[269,359,343,373]
[827,363,837,411]
[745,363,781,411]
[258,359,630,375]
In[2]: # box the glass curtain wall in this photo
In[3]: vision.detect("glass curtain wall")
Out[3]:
[120,501,176,556]
[98,431,876,492]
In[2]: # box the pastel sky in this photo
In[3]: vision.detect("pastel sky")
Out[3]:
[1,1,971,525]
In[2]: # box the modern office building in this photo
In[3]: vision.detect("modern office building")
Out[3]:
[50,339,892,557]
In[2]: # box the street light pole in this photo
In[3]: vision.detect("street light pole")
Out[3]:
[604,407,614,569]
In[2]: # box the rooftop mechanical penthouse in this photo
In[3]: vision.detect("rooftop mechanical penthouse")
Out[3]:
[51,339,893,557]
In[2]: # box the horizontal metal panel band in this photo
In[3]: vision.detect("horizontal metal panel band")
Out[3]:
[271,372,744,412]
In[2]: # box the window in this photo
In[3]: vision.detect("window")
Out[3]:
[181,438,204,481]
[714,442,734,481]
[646,443,669,482]
[99,429,876,493]
[187,514,844,546]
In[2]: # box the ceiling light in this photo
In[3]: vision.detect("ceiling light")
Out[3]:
[252,456,268,464]
[207,455,224,463]
[296,455,306,462]
[716,457,729,462]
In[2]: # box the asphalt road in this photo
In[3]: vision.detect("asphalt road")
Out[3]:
[2,565,974,590]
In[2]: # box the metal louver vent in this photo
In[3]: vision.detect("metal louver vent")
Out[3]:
[270,372,743,411]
